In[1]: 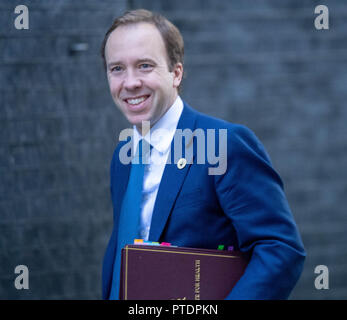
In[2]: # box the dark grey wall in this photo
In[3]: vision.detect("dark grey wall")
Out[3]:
[0,0,128,299]
[1,0,346,299]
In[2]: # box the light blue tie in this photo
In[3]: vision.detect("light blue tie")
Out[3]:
[109,139,149,299]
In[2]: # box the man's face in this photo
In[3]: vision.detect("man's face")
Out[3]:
[105,22,183,132]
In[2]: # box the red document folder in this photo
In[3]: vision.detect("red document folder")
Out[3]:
[119,244,249,300]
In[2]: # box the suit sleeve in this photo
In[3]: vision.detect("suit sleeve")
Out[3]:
[214,125,306,299]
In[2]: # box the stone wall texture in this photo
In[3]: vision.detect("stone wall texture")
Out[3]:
[1,0,346,299]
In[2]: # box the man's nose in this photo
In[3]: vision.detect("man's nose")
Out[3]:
[123,70,142,91]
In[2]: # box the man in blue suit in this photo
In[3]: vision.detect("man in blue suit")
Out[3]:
[100,9,306,300]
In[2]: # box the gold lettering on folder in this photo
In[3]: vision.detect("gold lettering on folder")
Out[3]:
[194,259,201,300]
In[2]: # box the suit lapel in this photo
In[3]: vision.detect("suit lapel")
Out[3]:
[114,163,131,220]
[113,140,132,222]
[104,139,132,299]
[148,103,197,241]
[109,138,133,268]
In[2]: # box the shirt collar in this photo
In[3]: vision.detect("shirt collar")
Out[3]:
[133,96,184,154]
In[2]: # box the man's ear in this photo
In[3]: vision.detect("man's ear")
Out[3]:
[172,62,183,88]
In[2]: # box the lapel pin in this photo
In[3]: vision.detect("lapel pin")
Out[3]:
[177,158,187,169]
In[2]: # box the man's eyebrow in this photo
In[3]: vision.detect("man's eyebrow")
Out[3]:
[106,58,157,69]
[137,58,157,65]
[107,60,122,67]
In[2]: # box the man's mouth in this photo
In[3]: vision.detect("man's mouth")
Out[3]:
[124,95,149,106]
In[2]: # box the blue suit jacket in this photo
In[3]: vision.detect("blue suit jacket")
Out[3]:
[102,102,306,299]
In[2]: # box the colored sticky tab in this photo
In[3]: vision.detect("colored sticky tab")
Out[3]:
[217,245,224,250]
[134,239,144,244]
[160,242,171,246]
[227,246,234,251]
[151,242,160,246]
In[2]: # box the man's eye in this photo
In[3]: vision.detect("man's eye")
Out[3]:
[140,63,152,69]
[111,66,122,72]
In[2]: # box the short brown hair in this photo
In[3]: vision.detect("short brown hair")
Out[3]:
[101,9,184,90]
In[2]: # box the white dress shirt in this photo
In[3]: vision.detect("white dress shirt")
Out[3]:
[132,96,184,241]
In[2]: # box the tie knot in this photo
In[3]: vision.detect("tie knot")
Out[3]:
[134,139,152,164]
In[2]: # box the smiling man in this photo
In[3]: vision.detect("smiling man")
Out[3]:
[101,9,306,300]
[103,14,183,134]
